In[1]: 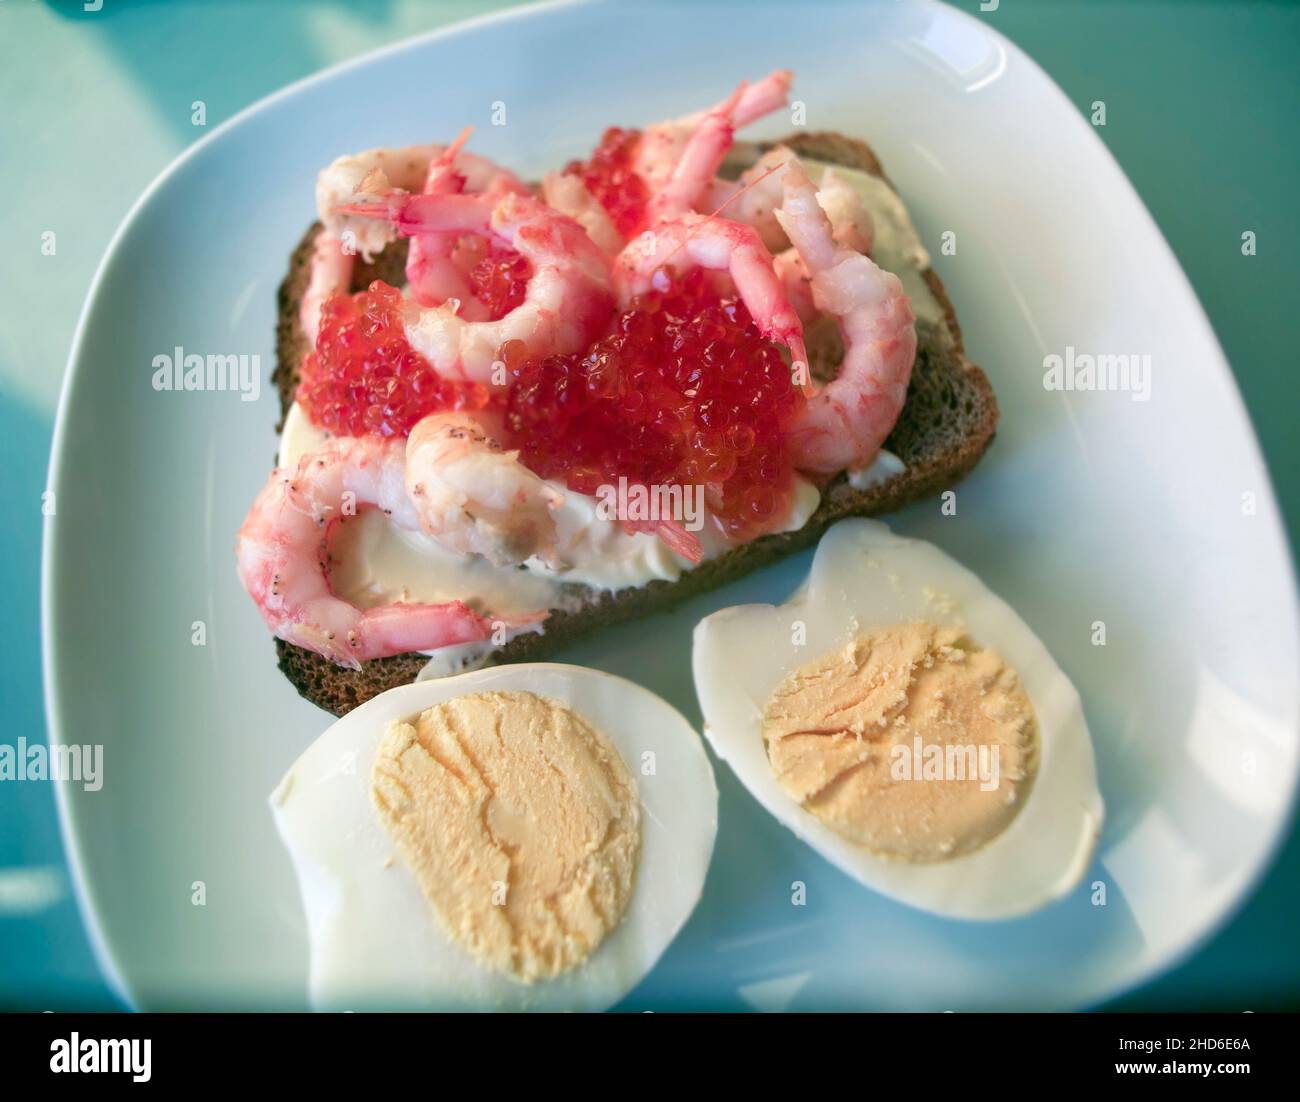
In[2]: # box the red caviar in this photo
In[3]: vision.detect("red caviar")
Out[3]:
[469,247,530,317]
[452,236,532,319]
[300,273,806,541]
[502,268,805,540]
[298,281,489,438]
[562,127,648,238]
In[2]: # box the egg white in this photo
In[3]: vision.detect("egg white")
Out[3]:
[271,663,718,1010]
[692,519,1103,919]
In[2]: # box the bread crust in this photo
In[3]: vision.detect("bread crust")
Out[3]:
[269,132,999,716]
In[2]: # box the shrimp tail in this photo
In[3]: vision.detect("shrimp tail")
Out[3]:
[655,518,704,563]
[348,601,546,667]
[619,516,704,564]
[335,192,486,237]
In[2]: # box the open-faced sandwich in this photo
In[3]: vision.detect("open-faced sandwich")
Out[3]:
[236,69,998,716]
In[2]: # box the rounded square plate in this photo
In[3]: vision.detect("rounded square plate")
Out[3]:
[44,0,1298,1010]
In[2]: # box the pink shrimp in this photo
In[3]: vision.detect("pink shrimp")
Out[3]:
[773,167,877,323]
[336,190,615,385]
[703,146,798,253]
[406,127,532,317]
[774,161,916,474]
[404,127,479,312]
[676,69,794,132]
[773,248,817,322]
[317,140,528,262]
[633,69,793,200]
[405,410,565,567]
[299,231,355,346]
[235,433,544,669]
[711,152,874,262]
[620,514,703,563]
[406,411,699,564]
[642,82,746,224]
[539,170,623,255]
[712,155,875,323]
[814,167,874,255]
[613,214,807,374]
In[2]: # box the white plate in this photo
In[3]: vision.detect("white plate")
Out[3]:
[44,0,1299,1011]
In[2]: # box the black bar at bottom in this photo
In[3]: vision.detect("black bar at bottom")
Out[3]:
[1,1010,1294,1088]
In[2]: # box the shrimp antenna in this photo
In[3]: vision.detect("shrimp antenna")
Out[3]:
[706,158,788,221]
[658,159,790,268]
[445,124,474,158]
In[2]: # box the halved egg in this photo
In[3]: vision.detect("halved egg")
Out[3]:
[692,519,1103,918]
[271,663,717,1010]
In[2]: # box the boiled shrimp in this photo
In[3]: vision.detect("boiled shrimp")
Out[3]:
[299,230,355,346]
[814,167,874,255]
[633,69,793,200]
[405,128,533,317]
[316,141,528,262]
[405,410,565,567]
[774,161,916,474]
[703,146,799,253]
[539,170,624,256]
[407,411,701,564]
[731,158,876,323]
[642,82,746,224]
[236,433,543,669]
[711,152,875,273]
[336,190,615,385]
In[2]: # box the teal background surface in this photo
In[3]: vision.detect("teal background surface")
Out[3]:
[1,0,1296,1010]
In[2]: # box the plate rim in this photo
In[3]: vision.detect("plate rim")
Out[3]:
[40,0,1300,1011]
[40,0,592,1013]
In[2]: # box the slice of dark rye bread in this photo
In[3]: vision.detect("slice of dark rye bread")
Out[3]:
[270,131,999,716]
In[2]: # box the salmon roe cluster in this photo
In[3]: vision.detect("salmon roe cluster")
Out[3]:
[298,281,489,437]
[459,238,532,318]
[502,269,806,539]
[299,272,807,540]
[562,127,649,238]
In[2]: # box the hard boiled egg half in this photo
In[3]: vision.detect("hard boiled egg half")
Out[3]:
[693,519,1103,919]
[272,664,717,1010]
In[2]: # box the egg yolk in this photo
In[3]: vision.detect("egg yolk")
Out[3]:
[761,622,1039,862]
[370,691,640,982]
